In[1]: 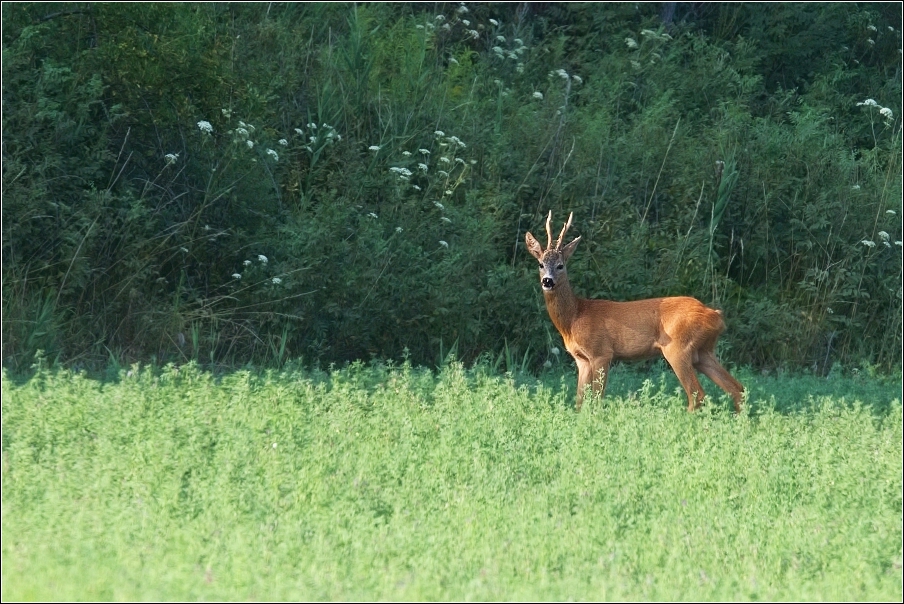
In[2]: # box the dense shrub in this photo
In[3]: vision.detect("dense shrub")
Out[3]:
[2,3,901,373]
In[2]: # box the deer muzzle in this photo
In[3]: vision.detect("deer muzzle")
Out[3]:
[541,277,555,290]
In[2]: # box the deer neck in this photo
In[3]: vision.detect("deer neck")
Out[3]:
[543,279,580,336]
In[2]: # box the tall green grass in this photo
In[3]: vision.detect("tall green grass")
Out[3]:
[2,362,901,600]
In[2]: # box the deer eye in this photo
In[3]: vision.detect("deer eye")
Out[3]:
[557,264,564,270]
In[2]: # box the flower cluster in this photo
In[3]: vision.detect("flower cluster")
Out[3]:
[547,68,582,85]
[856,98,894,126]
[295,122,342,153]
[625,28,673,68]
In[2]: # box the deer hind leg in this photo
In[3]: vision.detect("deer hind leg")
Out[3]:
[661,347,706,411]
[695,351,744,413]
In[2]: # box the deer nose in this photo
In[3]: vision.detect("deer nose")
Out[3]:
[541,277,555,290]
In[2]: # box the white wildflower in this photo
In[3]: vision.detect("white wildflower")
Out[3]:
[197,120,213,133]
[462,20,470,26]
[514,38,523,46]
[368,212,378,219]
[307,122,317,129]
[434,130,445,137]
[533,91,543,100]
[468,30,479,39]
[896,241,903,247]
[434,201,445,210]
[449,57,459,65]
[439,240,449,248]
[235,127,249,138]
[416,24,424,30]
[550,346,560,356]
[489,18,499,27]
[439,156,451,164]
[857,98,878,107]
[469,159,476,164]
[164,153,179,165]
[878,231,890,241]
[244,260,252,267]
[418,163,428,172]
[441,216,452,224]
[455,158,465,164]
[396,227,403,233]
[180,247,189,253]
[266,149,279,161]
[369,145,381,151]
[880,107,893,120]
[886,210,896,215]
[390,167,413,179]
[555,68,569,80]
[572,74,582,84]
[309,136,317,144]
[449,136,466,148]
[271,277,282,285]
[867,38,875,45]
[232,273,242,280]
[258,255,268,263]
[402,150,412,157]
[625,37,638,49]
[278,139,288,146]
[444,189,453,196]
[868,25,877,32]
[295,128,304,135]
[496,35,506,43]
[861,240,876,248]
[492,46,505,56]
[246,140,254,149]
[438,170,450,178]
[457,4,468,14]
[543,360,552,369]
[412,185,421,191]
[419,148,430,155]
[441,23,451,31]
[221,108,232,118]
[851,184,861,190]
[435,14,444,22]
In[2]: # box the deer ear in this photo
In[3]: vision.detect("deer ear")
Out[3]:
[525,231,544,260]
[561,236,581,261]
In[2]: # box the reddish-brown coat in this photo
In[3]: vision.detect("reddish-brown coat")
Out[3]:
[527,212,744,412]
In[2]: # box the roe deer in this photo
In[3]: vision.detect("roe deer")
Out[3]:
[526,211,744,412]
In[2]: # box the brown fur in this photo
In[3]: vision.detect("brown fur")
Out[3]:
[526,212,744,412]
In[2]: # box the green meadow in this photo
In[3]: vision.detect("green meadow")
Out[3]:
[2,362,901,601]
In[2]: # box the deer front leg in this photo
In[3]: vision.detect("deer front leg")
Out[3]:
[590,358,612,401]
[575,357,594,412]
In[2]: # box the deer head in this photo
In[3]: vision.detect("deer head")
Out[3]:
[525,211,581,292]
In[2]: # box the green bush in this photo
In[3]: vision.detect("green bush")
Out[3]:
[2,3,901,372]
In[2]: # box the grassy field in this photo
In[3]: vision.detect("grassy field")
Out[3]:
[2,360,901,601]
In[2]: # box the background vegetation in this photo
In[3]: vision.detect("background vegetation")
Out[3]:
[2,2,902,373]
[2,362,901,600]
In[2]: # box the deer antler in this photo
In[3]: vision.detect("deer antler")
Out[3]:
[545,211,554,250]
[555,212,573,250]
